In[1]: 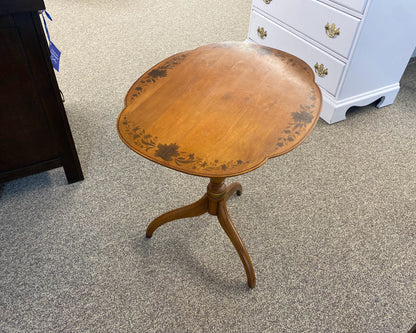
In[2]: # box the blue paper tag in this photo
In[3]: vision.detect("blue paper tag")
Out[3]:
[41,10,61,72]
[44,10,52,21]
[49,42,61,72]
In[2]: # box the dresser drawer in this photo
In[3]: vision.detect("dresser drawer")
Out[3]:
[252,0,360,58]
[327,0,367,13]
[249,11,345,96]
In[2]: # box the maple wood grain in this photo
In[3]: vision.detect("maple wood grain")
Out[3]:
[117,42,321,178]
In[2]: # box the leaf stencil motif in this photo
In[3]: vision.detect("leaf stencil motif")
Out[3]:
[155,143,180,161]
[130,53,188,102]
[276,89,318,149]
[122,43,319,174]
[121,116,250,173]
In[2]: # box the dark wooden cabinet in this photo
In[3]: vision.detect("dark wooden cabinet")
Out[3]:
[0,0,83,183]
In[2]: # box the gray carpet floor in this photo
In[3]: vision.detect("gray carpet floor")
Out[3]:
[1,1,416,332]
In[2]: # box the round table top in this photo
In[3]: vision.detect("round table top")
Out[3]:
[117,42,322,178]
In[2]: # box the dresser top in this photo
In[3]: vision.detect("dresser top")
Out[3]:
[0,0,45,15]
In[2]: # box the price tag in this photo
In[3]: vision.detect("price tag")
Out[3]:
[41,10,61,72]
[49,42,61,72]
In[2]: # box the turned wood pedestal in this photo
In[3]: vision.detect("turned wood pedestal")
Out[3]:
[145,178,254,287]
[117,42,322,288]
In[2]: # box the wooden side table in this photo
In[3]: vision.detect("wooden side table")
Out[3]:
[117,42,322,288]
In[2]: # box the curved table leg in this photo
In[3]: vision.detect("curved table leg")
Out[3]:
[223,182,242,202]
[146,194,208,238]
[217,201,256,288]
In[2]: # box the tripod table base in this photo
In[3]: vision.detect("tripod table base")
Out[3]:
[145,177,256,288]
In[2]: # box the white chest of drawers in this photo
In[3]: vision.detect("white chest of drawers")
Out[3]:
[248,0,416,123]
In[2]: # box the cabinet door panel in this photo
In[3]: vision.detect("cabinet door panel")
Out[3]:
[0,24,57,171]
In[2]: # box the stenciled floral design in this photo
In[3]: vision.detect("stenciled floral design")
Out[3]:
[121,116,250,173]
[122,43,319,172]
[276,89,318,149]
[291,106,315,129]
[130,53,188,102]
[148,68,168,79]
[155,143,180,161]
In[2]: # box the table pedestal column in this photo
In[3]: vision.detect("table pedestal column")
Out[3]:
[146,177,256,288]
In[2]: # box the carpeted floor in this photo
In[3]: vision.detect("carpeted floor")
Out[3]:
[1,1,415,332]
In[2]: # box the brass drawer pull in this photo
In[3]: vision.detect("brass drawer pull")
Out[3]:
[325,22,340,38]
[257,27,267,39]
[263,0,273,4]
[314,63,328,77]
